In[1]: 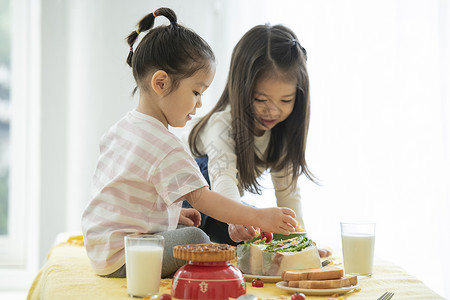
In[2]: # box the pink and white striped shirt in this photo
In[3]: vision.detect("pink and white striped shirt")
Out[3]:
[82,110,208,275]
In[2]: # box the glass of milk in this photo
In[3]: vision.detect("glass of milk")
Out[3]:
[125,234,164,298]
[340,222,375,277]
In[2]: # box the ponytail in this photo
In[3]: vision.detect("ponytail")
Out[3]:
[124,7,214,95]
[126,8,178,67]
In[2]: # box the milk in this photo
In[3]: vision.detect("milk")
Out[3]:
[341,233,375,276]
[126,245,163,297]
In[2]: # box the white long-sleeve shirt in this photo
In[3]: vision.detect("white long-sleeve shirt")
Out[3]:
[193,106,304,226]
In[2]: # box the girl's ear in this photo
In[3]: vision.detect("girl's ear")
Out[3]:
[151,70,170,96]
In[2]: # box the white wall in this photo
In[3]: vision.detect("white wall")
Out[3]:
[33,0,449,298]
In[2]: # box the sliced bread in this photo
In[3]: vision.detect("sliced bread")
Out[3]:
[287,275,358,289]
[282,265,344,281]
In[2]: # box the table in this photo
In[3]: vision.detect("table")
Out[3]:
[27,236,443,300]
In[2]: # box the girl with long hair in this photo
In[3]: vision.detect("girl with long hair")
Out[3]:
[188,24,328,256]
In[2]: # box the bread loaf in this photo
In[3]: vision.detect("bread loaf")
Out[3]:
[262,244,321,276]
[237,236,321,276]
[288,275,358,289]
[282,265,344,281]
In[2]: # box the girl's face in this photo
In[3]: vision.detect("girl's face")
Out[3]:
[253,77,297,136]
[162,65,215,128]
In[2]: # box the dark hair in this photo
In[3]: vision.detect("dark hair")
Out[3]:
[126,7,215,94]
[189,24,315,194]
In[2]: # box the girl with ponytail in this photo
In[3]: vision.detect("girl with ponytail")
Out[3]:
[82,8,297,279]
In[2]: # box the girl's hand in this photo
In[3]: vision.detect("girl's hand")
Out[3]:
[254,207,296,235]
[179,208,201,227]
[228,224,259,243]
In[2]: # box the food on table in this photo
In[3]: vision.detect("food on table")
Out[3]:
[260,231,273,243]
[282,265,344,281]
[321,259,331,267]
[291,292,306,300]
[272,232,307,241]
[172,243,235,261]
[287,275,358,289]
[341,231,375,275]
[318,248,333,258]
[238,243,265,275]
[251,278,264,287]
[282,265,358,289]
[159,293,172,300]
[294,221,305,232]
[237,236,321,276]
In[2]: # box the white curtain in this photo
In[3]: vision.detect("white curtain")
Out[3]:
[239,0,450,297]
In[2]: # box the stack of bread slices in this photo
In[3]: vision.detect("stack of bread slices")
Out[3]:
[282,265,358,289]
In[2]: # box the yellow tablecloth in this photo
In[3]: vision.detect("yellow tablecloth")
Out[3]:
[27,236,443,300]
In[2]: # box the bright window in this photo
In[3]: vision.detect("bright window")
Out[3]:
[0,0,17,266]
[0,0,10,240]
[0,0,39,293]
[0,0,38,283]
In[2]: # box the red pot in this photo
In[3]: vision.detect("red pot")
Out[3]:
[171,261,246,300]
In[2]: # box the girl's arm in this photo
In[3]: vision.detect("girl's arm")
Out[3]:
[271,170,305,230]
[198,110,289,239]
[199,110,242,202]
[185,187,297,235]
